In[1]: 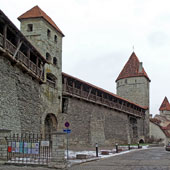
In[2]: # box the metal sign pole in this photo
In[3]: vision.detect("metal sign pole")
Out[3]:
[67,128,69,160]
[64,121,70,160]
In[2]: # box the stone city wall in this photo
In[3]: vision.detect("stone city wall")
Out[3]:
[0,55,60,134]
[61,96,145,146]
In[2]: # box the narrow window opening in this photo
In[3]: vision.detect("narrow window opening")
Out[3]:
[27,24,33,32]
[46,73,56,88]
[47,29,51,38]
[62,98,68,113]
[53,57,57,65]
[54,35,57,43]
[46,52,51,63]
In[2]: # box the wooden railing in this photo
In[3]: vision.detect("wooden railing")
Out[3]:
[0,33,43,80]
[63,84,144,117]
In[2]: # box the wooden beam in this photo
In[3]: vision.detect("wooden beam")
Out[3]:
[101,93,104,103]
[13,41,22,58]
[87,88,92,99]
[3,24,7,49]
[63,77,67,92]
[80,84,83,97]
[36,56,39,75]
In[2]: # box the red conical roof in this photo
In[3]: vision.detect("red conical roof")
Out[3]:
[159,97,170,111]
[116,52,150,82]
[18,5,64,36]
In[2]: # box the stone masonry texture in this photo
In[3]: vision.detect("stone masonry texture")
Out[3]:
[117,76,150,141]
[0,55,59,134]
[61,97,146,146]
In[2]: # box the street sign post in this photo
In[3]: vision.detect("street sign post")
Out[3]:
[64,122,71,160]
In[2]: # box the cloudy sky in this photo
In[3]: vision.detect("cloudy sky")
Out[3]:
[1,0,170,116]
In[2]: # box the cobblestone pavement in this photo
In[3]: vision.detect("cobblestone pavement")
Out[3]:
[69,147,170,170]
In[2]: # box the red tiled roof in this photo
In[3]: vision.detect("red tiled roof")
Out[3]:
[163,130,170,138]
[150,118,170,137]
[150,118,161,125]
[159,97,170,111]
[62,72,148,110]
[116,52,150,82]
[18,5,64,36]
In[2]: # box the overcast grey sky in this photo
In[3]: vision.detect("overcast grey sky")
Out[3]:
[1,0,170,116]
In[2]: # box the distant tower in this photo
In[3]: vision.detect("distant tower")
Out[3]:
[159,97,170,116]
[116,52,151,140]
[116,52,150,108]
[18,6,65,134]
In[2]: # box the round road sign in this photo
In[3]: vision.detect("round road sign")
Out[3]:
[65,121,70,128]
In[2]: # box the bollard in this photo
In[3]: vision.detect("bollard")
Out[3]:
[138,142,140,149]
[96,143,98,157]
[128,143,130,150]
[116,143,118,153]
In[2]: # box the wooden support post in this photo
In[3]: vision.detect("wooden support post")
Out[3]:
[13,41,22,58]
[36,57,39,74]
[72,80,75,93]
[63,77,67,92]
[87,88,92,99]
[120,101,123,110]
[27,49,30,68]
[101,93,104,103]
[95,90,98,101]
[40,61,43,79]
[3,25,7,49]
[80,84,83,97]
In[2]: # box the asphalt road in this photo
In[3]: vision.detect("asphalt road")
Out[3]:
[69,147,170,170]
[0,147,169,170]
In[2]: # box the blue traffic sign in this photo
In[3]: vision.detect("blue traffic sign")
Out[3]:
[63,129,71,134]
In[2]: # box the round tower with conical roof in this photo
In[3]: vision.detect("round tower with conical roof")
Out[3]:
[159,97,170,116]
[116,52,151,141]
[116,52,150,108]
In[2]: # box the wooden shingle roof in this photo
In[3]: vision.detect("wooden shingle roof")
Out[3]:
[18,5,64,36]
[116,52,150,82]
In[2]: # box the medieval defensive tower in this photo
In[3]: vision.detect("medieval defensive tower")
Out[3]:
[116,52,151,140]
[159,97,170,117]
[18,6,64,134]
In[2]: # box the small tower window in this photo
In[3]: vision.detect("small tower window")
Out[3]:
[54,35,57,43]
[27,24,33,32]
[47,29,51,38]
[46,73,56,88]
[46,52,51,63]
[53,57,57,65]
